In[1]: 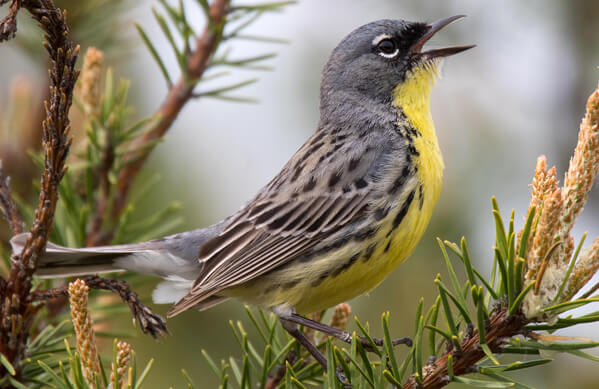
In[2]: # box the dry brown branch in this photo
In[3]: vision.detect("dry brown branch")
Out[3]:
[108,0,230,231]
[0,161,25,236]
[30,275,169,338]
[0,0,21,42]
[0,0,78,371]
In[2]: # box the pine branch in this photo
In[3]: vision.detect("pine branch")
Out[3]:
[0,0,78,373]
[403,308,527,389]
[30,275,169,338]
[0,0,21,41]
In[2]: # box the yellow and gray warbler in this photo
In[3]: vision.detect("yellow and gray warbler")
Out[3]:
[12,15,473,371]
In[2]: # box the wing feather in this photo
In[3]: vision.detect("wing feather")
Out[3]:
[167,191,369,317]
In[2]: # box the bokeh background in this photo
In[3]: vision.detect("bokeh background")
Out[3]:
[2,0,599,387]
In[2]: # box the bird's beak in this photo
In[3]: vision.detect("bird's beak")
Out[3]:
[410,15,475,58]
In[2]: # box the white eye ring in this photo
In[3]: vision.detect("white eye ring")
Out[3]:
[378,47,399,59]
[372,33,400,59]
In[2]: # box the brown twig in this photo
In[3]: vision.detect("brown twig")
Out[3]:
[402,308,528,389]
[0,160,25,236]
[30,275,169,338]
[108,0,230,230]
[0,0,78,372]
[0,0,21,42]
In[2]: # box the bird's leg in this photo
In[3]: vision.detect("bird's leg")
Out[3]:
[286,313,412,352]
[279,318,350,387]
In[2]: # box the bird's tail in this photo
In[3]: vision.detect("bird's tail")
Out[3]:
[9,222,227,304]
[10,233,144,277]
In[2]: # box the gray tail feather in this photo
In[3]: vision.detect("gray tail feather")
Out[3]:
[10,233,150,278]
[10,222,226,280]
[10,222,229,307]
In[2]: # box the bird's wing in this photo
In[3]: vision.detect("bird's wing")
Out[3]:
[167,130,388,317]
[167,191,370,317]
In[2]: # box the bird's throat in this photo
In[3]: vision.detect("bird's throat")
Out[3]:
[392,60,442,138]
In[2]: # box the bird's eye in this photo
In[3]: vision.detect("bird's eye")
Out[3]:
[376,39,399,58]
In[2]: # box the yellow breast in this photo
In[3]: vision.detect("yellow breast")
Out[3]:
[393,60,445,210]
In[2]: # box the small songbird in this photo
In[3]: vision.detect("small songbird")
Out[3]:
[12,15,473,369]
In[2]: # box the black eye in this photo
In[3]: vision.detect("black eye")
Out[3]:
[377,39,397,56]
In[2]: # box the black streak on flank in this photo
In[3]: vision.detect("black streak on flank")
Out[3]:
[384,240,391,252]
[363,243,377,262]
[389,165,411,195]
[405,125,420,138]
[407,143,420,157]
[303,176,317,192]
[418,183,424,210]
[311,270,330,287]
[328,170,343,187]
[387,189,416,237]
[332,252,361,277]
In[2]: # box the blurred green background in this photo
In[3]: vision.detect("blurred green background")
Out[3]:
[2,0,599,387]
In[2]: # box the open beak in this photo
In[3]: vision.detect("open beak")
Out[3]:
[410,15,475,58]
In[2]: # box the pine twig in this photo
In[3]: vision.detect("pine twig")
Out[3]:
[0,0,78,371]
[30,275,169,338]
[403,307,527,389]
[0,0,21,42]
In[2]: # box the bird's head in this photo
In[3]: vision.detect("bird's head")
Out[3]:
[320,16,474,112]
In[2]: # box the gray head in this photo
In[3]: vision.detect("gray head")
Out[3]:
[320,16,473,112]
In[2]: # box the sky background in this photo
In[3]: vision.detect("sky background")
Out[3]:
[2,0,599,388]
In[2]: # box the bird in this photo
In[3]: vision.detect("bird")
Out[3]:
[11,15,473,372]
